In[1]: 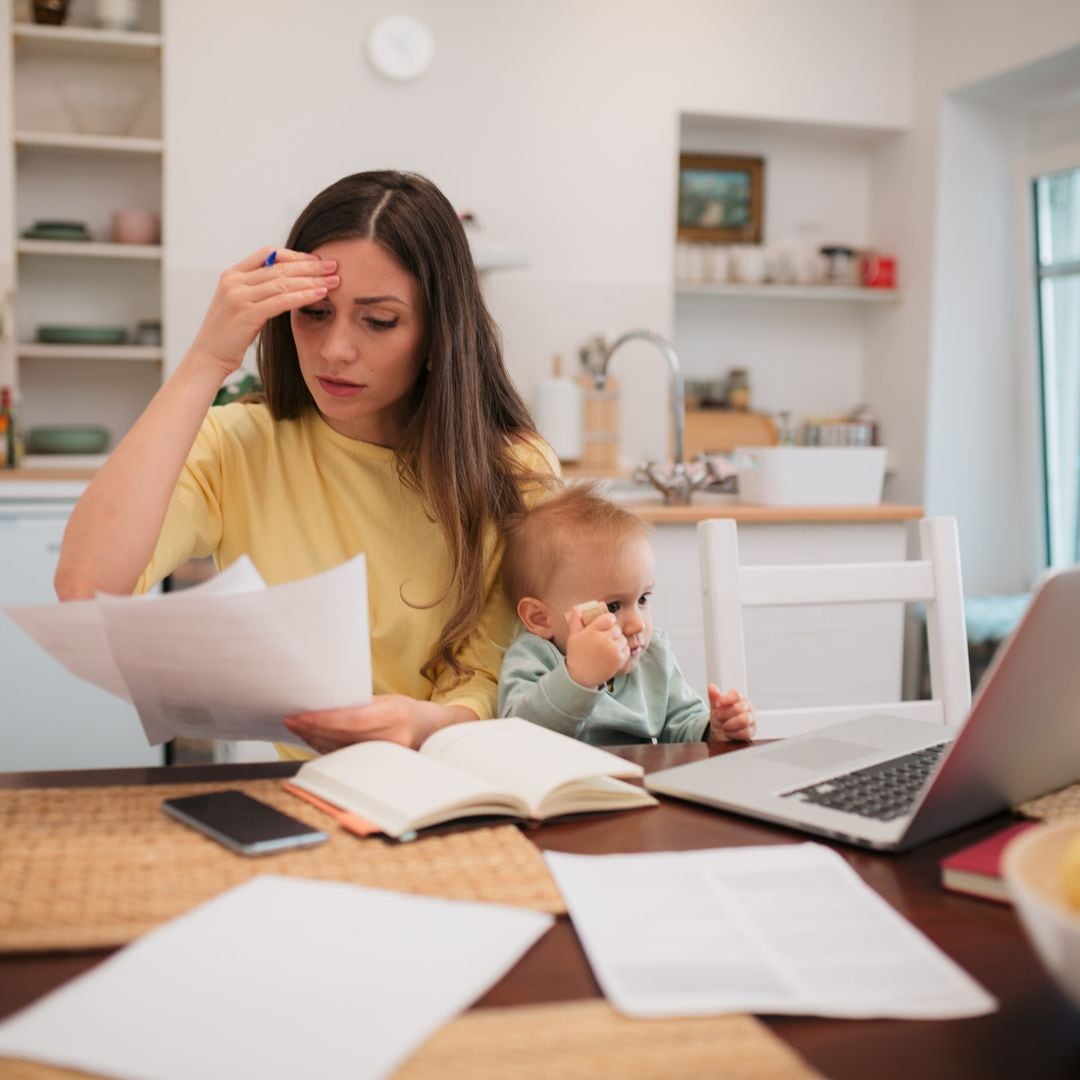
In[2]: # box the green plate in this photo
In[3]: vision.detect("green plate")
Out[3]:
[22,228,92,241]
[23,220,92,240]
[37,325,128,345]
[26,425,110,455]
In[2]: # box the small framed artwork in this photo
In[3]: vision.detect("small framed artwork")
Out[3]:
[676,153,764,244]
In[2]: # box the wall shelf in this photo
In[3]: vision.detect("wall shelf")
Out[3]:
[13,23,162,60]
[17,240,161,260]
[14,130,163,155]
[676,282,900,303]
[468,236,527,271]
[17,344,163,362]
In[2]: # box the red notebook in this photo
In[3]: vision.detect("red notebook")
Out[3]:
[939,820,1038,904]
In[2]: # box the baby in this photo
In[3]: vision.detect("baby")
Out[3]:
[498,483,756,745]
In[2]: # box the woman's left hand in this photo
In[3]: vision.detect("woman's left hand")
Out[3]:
[283,697,477,753]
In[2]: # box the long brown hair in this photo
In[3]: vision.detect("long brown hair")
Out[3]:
[257,170,552,685]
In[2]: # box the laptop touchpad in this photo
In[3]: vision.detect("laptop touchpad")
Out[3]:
[757,737,879,771]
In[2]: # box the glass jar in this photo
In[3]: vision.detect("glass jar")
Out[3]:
[726,368,751,412]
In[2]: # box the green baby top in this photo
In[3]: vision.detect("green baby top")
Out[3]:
[498,628,709,745]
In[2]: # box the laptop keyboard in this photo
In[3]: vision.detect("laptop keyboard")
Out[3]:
[781,743,949,822]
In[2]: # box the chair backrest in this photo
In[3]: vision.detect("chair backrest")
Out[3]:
[698,517,971,740]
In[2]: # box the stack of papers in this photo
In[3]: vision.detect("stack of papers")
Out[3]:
[0,876,553,1080]
[546,843,996,1019]
[3,554,372,746]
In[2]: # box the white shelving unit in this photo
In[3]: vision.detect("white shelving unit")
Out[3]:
[14,129,163,153]
[676,281,900,303]
[17,238,161,259]
[17,343,163,361]
[13,22,162,58]
[674,112,907,430]
[4,5,164,443]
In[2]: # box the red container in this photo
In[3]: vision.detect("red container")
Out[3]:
[861,251,897,288]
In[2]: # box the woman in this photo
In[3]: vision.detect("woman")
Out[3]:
[56,170,556,755]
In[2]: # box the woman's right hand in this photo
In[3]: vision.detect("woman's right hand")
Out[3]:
[189,247,340,377]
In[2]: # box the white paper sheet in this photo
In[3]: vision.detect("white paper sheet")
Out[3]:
[1,554,267,702]
[545,843,996,1020]
[0,875,553,1080]
[2,554,372,746]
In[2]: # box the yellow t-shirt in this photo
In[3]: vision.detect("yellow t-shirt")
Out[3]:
[138,403,556,755]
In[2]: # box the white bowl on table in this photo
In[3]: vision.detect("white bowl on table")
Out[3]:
[1002,821,1080,1010]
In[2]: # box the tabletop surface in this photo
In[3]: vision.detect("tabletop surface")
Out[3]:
[2,741,1078,1079]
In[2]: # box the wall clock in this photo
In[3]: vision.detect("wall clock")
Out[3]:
[366,14,435,82]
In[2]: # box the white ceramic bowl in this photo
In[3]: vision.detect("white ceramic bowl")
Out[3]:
[55,77,150,136]
[1002,821,1080,1010]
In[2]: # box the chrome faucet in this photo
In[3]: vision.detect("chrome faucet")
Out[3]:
[594,330,716,504]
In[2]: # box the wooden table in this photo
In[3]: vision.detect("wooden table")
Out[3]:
[2,742,1079,1079]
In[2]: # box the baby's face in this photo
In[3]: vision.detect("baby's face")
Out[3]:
[543,535,656,676]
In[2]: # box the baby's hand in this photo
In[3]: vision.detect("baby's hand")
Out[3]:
[707,685,756,742]
[564,603,627,688]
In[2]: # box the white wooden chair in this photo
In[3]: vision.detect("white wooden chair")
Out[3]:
[698,517,971,739]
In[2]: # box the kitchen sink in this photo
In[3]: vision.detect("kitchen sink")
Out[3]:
[596,478,738,507]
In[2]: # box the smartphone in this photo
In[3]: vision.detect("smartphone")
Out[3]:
[162,790,328,856]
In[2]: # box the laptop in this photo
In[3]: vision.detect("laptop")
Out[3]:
[645,566,1080,852]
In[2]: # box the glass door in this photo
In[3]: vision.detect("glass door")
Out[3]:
[1034,164,1080,566]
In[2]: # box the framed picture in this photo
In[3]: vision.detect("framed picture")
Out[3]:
[676,153,764,244]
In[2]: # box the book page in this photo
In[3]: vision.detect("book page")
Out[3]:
[546,844,996,1020]
[0,876,552,1080]
[420,718,644,816]
[292,741,527,838]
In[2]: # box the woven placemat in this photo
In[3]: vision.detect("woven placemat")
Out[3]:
[1016,780,1080,825]
[0,779,564,952]
[0,1000,825,1080]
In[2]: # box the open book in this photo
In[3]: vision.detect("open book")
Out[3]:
[284,718,657,839]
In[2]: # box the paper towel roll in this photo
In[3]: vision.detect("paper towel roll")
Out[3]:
[533,377,584,463]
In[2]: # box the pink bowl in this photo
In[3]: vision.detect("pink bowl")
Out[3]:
[111,210,160,245]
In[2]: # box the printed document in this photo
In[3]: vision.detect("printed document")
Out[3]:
[545,843,996,1019]
[0,875,553,1080]
[2,554,372,746]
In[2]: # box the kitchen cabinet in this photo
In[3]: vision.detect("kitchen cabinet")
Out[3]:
[2,5,164,445]
[0,482,163,771]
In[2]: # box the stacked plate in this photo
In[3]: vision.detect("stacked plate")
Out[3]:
[21,220,92,242]
[26,425,110,455]
[37,325,128,345]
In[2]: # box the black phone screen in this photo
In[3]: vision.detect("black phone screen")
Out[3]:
[162,790,327,854]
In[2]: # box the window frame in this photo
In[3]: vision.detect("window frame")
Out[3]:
[1017,140,1080,572]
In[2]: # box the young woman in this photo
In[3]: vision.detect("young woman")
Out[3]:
[56,171,556,755]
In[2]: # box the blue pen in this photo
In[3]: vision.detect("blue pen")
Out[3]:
[263,250,277,267]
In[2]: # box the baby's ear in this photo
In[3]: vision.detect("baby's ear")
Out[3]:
[517,596,554,638]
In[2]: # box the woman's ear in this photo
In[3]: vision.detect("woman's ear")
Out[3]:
[517,596,555,638]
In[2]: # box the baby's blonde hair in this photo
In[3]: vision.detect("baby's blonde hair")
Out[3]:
[501,482,650,604]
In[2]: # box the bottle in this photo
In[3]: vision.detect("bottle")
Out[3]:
[0,386,10,468]
[8,390,24,467]
[726,368,751,412]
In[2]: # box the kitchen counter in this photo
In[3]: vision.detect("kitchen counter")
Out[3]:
[620,500,921,524]
[1,466,98,481]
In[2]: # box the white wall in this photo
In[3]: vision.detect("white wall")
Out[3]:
[876,2,1080,596]
[161,0,912,467]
